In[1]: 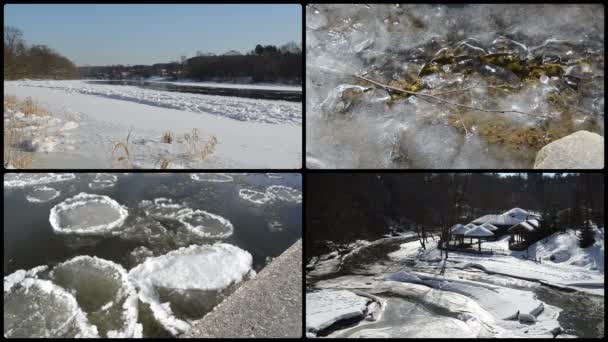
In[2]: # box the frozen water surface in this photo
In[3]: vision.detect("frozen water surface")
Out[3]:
[4,173,76,188]
[4,269,99,338]
[50,193,129,235]
[128,244,253,334]
[4,173,301,337]
[25,186,61,203]
[306,4,604,168]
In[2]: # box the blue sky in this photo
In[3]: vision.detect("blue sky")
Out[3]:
[4,4,301,66]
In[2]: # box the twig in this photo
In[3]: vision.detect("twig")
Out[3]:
[352,74,554,119]
[430,83,521,97]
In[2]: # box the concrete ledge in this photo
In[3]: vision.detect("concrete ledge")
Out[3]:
[182,239,302,338]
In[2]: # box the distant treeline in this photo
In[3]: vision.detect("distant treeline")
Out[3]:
[79,43,302,84]
[306,173,605,257]
[4,26,79,80]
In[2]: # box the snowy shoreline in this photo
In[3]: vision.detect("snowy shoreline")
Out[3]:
[306,229,604,338]
[4,80,301,169]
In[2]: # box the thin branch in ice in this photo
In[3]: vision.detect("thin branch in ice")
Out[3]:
[352,74,555,119]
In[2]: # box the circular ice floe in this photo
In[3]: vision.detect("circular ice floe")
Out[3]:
[4,173,76,188]
[4,267,99,338]
[50,256,142,338]
[88,173,118,190]
[190,173,234,183]
[239,188,274,205]
[25,186,61,203]
[128,243,253,335]
[140,197,191,219]
[177,209,234,239]
[49,193,129,235]
[266,185,303,203]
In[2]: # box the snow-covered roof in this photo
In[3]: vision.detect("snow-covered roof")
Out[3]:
[480,222,499,231]
[450,224,464,231]
[527,219,539,228]
[464,226,495,237]
[472,208,541,226]
[508,221,535,232]
[451,225,470,235]
[464,223,477,229]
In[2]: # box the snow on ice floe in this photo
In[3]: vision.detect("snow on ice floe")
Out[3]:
[140,197,189,219]
[4,173,76,188]
[306,289,371,335]
[88,173,118,190]
[128,243,253,335]
[266,185,302,203]
[49,193,129,235]
[4,267,99,338]
[190,173,234,183]
[177,209,234,239]
[239,188,274,204]
[50,256,142,338]
[25,186,61,203]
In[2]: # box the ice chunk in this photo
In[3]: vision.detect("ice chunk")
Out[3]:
[385,271,422,283]
[4,270,98,338]
[266,185,302,203]
[190,173,233,183]
[50,256,141,337]
[177,209,234,239]
[88,173,117,190]
[49,193,129,235]
[239,188,274,204]
[306,289,370,334]
[25,186,61,203]
[128,244,253,335]
[4,173,76,188]
[140,197,190,219]
[266,173,282,179]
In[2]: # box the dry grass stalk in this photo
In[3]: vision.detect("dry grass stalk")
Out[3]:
[161,130,174,144]
[111,129,134,168]
[182,128,217,160]
[20,97,48,116]
[154,156,171,169]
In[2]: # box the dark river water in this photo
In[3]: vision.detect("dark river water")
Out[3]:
[4,173,302,275]
[85,80,302,102]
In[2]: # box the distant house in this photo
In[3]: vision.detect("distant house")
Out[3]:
[472,208,541,236]
[508,220,539,250]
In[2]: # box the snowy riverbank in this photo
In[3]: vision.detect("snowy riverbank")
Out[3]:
[4,80,301,169]
[306,229,604,337]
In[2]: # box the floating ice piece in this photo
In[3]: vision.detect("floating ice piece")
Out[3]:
[25,186,61,203]
[266,173,282,179]
[88,173,118,190]
[266,185,302,203]
[49,193,129,235]
[267,219,284,232]
[385,271,422,283]
[140,197,191,219]
[239,188,274,204]
[190,173,234,183]
[50,256,142,338]
[306,289,370,334]
[177,209,234,238]
[128,244,253,335]
[4,173,76,188]
[4,269,99,338]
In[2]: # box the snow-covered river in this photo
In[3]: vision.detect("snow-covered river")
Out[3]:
[4,173,302,337]
[306,234,604,338]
